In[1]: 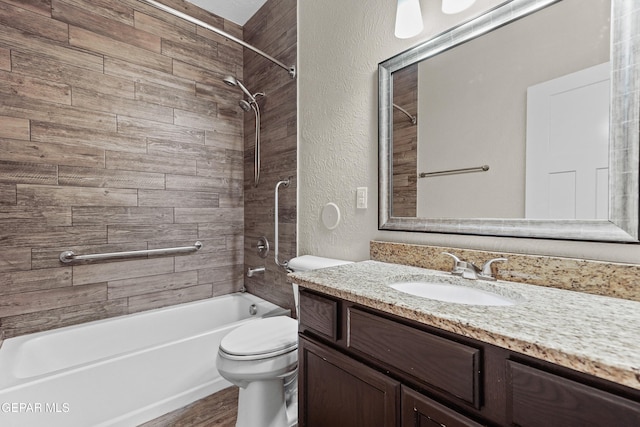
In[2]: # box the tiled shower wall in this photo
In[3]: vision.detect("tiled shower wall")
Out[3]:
[392,63,418,217]
[0,0,247,338]
[242,0,297,314]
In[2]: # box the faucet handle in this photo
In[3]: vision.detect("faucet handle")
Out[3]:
[442,252,463,274]
[441,252,480,279]
[480,257,508,280]
[442,251,462,263]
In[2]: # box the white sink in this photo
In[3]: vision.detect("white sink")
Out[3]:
[389,281,518,306]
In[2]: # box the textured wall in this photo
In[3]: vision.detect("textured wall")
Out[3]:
[242,0,297,313]
[298,0,640,264]
[0,0,245,338]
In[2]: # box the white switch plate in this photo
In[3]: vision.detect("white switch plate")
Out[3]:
[356,187,367,209]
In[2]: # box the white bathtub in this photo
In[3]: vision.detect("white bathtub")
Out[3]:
[0,293,289,427]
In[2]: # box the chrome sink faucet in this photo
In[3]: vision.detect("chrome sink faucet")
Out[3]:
[442,252,507,281]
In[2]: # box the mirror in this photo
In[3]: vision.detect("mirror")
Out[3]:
[379,0,639,242]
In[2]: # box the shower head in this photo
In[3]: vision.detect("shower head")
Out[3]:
[222,75,238,87]
[224,76,264,188]
[239,99,252,112]
[222,75,256,102]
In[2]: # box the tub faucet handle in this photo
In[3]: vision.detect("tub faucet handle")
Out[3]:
[480,257,508,281]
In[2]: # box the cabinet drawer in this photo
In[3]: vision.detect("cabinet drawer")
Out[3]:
[347,308,481,407]
[299,290,339,340]
[508,361,640,427]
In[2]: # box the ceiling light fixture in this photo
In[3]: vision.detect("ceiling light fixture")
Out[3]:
[395,0,424,39]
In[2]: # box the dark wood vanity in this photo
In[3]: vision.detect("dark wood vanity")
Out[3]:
[297,289,640,427]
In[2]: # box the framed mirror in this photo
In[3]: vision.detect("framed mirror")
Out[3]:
[379,0,639,242]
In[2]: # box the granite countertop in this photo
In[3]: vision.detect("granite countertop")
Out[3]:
[289,260,640,391]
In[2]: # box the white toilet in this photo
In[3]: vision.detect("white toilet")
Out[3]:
[216,255,351,427]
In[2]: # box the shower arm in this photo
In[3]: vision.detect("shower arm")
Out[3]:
[274,179,290,268]
[138,0,296,79]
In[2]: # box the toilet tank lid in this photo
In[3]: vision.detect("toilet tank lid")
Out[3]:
[288,255,352,272]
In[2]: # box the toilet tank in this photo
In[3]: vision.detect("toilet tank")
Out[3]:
[287,255,352,319]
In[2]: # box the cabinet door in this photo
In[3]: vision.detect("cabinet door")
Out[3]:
[299,336,400,427]
[401,386,483,427]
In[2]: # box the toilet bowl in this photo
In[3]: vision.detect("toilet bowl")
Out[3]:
[217,316,298,427]
[217,255,351,427]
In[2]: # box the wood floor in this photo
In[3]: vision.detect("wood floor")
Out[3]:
[140,386,238,427]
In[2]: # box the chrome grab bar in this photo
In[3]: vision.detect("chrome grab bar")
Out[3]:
[274,179,290,268]
[419,165,489,178]
[59,241,203,264]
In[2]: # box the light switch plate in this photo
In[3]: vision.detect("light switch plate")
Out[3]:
[356,187,367,209]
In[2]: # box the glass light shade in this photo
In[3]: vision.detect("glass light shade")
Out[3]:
[395,0,424,39]
[441,0,476,14]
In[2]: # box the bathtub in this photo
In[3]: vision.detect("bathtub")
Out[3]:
[0,292,289,427]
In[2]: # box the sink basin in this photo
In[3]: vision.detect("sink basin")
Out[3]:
[389,281,518,306]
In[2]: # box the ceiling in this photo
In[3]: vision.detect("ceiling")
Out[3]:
[186,0,269,25]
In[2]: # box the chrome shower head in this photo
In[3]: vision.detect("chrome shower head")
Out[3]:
[222,75,256,102]
[239,99,252,112]
[222,75,237,87]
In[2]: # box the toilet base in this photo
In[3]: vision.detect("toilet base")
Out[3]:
[236,378,291,427]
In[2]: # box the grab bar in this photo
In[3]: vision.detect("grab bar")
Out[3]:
[274,179,290,268]
[59,241,203,264]
[419,165,489,178]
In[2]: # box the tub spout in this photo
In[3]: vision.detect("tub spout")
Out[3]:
[247,266,265,277]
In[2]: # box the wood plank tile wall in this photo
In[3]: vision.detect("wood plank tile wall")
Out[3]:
[0,0,248,338]
[242,0,297,314]
[392,63,418,217]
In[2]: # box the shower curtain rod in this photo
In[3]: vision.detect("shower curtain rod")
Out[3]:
[393,103,417,125]
[138,0,296,79]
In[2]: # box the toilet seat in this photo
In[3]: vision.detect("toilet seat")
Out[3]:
[219,316,298,361]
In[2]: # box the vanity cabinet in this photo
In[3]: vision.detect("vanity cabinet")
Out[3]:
[297,289,640,427]
[298,337,482,427]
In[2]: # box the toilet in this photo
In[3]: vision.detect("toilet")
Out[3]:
[216,255,351,427]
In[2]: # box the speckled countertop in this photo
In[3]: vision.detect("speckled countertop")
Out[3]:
[289,260,640,391]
